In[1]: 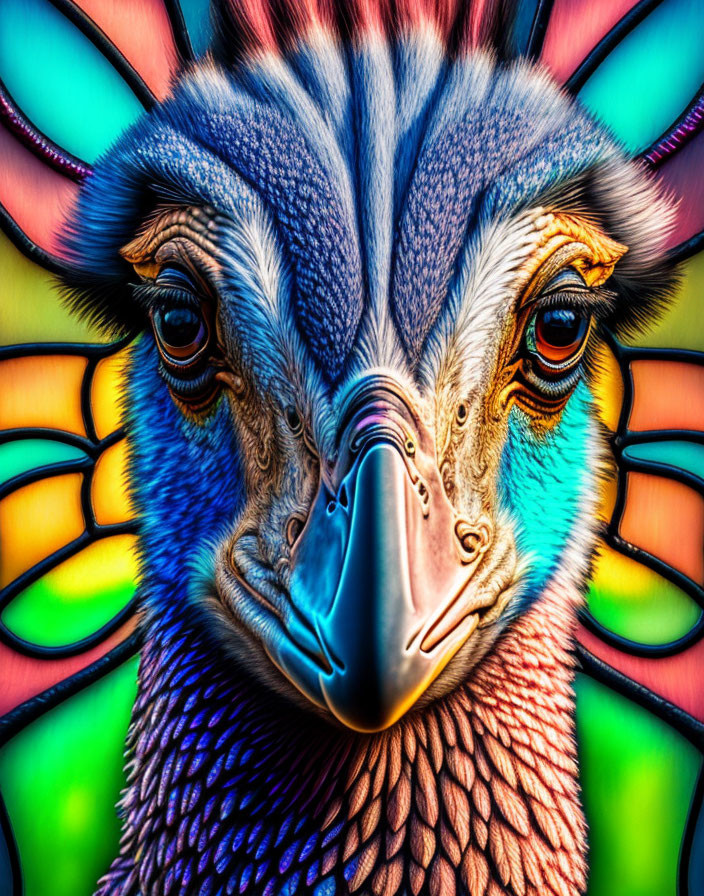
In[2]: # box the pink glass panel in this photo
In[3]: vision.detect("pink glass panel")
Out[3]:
[540,0,638,84]
[0,127,79,260]
[77,0,181,101]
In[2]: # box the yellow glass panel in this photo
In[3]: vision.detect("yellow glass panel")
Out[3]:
[590,342,623,433]
[2,534,139,647]
[91,440,133,526]
[627,250,704,352]
[587,541,701,643]
[0,473,84,587]
[0,355,86,436]
[0,230,107,345]
[91,347,131,440]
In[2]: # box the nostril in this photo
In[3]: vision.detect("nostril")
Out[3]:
[286,514,305,548]
[455,520,491,563]
[338,483,349,508]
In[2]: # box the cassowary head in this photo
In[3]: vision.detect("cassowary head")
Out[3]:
[62,1,675,738]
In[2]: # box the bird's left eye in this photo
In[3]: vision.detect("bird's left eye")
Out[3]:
[526,306,590,370]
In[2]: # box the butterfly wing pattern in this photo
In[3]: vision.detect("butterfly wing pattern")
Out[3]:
[0,2,702,895]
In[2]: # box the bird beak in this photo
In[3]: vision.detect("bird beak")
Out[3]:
[270,375,493,732]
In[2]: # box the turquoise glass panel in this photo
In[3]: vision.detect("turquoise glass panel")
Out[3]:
[578,0,704,152]
[0,439,86,484]
[623,441,704,485]
[0,0,143,162]
[179,0,212,57]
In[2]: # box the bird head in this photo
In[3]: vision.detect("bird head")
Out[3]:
[61,2,676,734]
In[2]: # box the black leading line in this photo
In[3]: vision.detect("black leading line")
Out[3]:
[45,0,157,110]
[0,340,139,660]
[565,0,666,94]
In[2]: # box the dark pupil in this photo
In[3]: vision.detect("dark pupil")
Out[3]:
[537,308,584,346]
[160,308,201,348]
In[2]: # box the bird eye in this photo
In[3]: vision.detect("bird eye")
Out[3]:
[525,306,591,371]
[455,402,468,426]
[285,405,303,436]
[153,306,208,363]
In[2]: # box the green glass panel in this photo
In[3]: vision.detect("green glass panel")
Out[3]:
[0,232,108,344]
[587,544,701,644]
[576,674,702,896]
[627,250,704,352]
[0,656,139,896]
[179,0,212,56]
[578,0,704,152]
[2,535,138,646]
[623,441,704,484]
[0,0,143,163]
[0,439,87,484]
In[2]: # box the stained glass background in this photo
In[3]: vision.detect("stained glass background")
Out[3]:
[0,1,702,894]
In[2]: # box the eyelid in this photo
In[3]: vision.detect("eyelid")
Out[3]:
[156,264,199,291]
[540,267,587,295]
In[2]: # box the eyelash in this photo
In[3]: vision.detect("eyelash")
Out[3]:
[133,281,200,313]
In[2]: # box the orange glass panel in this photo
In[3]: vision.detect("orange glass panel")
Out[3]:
[628,360,704,432]
[620,472,704,585]
[91,440,133,526]
[0,126,79,259]
[77,0,179,101]
[0,473,84,587]
[0,354,87,436]
[577,623,704,724]
[91,347,130,440]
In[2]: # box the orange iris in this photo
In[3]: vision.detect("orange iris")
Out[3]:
[533,307,589,366]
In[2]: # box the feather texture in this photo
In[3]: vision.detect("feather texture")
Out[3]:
[96,578,586,896]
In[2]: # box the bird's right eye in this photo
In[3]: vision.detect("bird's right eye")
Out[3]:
[153,306,208,363]
[149,265,211,367]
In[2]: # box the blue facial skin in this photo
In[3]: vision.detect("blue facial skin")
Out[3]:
[497,380,595,611]
[125,336,244,615]
[128,321,593,632]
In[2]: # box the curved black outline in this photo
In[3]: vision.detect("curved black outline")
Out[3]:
[0,0,156,190]
[669,231,704,265]
[0,78,88,181]
[44,0,156,109]
[0,456,92,501]
[524,0,555,60]
[0,595,139,660]
[0,338,140,658]
[580,607,704,659]
[577,644,704,748]
[565,0,665,94]
[0,627,141,747]
[0,338,131,361]
[0,517,138,607]
[163,0,195,63]
[581,327,704,665]
[0,202,82,279]
[0,790,21,896]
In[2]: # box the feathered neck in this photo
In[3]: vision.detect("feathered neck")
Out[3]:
[97,584,587,896]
